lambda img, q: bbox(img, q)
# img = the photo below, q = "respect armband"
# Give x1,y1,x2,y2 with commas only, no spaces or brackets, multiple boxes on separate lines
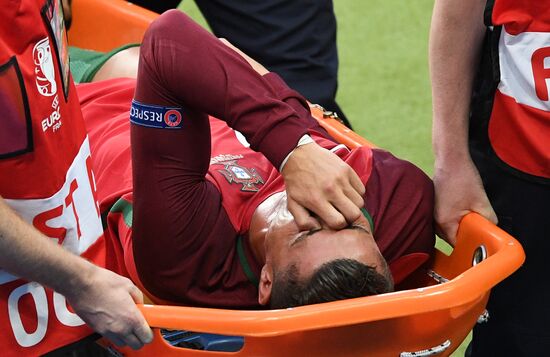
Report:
130,100,184,129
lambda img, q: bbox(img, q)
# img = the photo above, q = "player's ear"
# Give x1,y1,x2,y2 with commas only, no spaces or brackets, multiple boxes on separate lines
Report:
258,264,272,306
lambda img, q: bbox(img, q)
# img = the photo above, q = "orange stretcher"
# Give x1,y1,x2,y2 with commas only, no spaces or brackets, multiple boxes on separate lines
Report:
69,1,525,355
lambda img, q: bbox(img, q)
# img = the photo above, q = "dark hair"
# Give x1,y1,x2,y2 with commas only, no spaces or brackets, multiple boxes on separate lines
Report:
269,258,394,309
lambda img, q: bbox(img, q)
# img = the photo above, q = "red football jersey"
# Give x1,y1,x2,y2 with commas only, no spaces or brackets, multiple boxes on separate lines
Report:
0,1,114,355
484,1,550,179
79,77,434,308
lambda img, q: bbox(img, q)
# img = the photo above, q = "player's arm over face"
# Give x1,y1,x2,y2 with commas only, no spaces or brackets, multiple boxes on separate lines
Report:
133,10,364,230
430,0,497,245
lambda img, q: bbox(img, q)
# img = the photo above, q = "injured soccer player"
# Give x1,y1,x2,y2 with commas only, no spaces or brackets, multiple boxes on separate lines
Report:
76,10,435,309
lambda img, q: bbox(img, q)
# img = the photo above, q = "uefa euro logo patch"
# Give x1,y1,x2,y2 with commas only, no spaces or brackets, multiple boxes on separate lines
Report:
130,100,184,129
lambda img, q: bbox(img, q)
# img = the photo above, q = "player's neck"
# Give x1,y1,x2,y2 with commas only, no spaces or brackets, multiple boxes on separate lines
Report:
248,192,286,263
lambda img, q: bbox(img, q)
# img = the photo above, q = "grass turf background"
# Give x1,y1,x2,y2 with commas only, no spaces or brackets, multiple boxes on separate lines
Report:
178,1,469,355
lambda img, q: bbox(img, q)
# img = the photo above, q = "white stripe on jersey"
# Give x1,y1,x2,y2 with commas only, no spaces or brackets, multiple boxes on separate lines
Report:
498,27,550,111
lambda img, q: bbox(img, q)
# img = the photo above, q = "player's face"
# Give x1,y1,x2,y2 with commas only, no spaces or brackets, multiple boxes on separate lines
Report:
264,199,387,281
258,195,392,305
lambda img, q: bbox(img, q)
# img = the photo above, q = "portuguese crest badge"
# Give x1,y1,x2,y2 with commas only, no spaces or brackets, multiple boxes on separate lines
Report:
215,158,264,192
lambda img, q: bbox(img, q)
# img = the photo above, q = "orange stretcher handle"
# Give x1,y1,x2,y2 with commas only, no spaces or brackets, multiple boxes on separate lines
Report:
309,104,376,148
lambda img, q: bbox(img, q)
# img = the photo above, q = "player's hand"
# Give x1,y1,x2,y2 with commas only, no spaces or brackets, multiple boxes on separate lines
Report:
64,266,153,350
433,158,498,246
281,142,365,230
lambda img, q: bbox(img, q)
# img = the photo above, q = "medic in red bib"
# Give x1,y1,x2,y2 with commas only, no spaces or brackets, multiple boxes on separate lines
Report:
0,1,151,355
430,0,550,355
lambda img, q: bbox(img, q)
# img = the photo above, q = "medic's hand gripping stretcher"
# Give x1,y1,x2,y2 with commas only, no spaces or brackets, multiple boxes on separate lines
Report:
69,1,525,355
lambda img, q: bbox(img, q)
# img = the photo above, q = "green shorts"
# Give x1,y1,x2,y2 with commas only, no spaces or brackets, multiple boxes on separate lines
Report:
69,43,139,84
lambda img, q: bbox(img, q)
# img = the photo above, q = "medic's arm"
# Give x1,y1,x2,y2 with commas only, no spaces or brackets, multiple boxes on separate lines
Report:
0,196,152,349
429,0,497,245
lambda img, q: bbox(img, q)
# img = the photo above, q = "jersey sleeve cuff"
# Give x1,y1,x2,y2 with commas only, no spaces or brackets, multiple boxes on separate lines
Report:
256,119,309,170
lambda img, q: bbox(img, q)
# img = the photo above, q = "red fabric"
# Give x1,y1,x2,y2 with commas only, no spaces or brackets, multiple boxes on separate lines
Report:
0,1,110,355
489,91,550,178
78,77,435,308
78,10,434,309
492,1,550,34
366,150,435,265
0,1,87,198
78,78,136,211
134,10,312,171
486,1,550,179
389,253,431,286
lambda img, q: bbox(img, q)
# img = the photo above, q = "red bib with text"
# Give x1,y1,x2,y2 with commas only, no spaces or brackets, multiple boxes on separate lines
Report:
0,1,115,355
